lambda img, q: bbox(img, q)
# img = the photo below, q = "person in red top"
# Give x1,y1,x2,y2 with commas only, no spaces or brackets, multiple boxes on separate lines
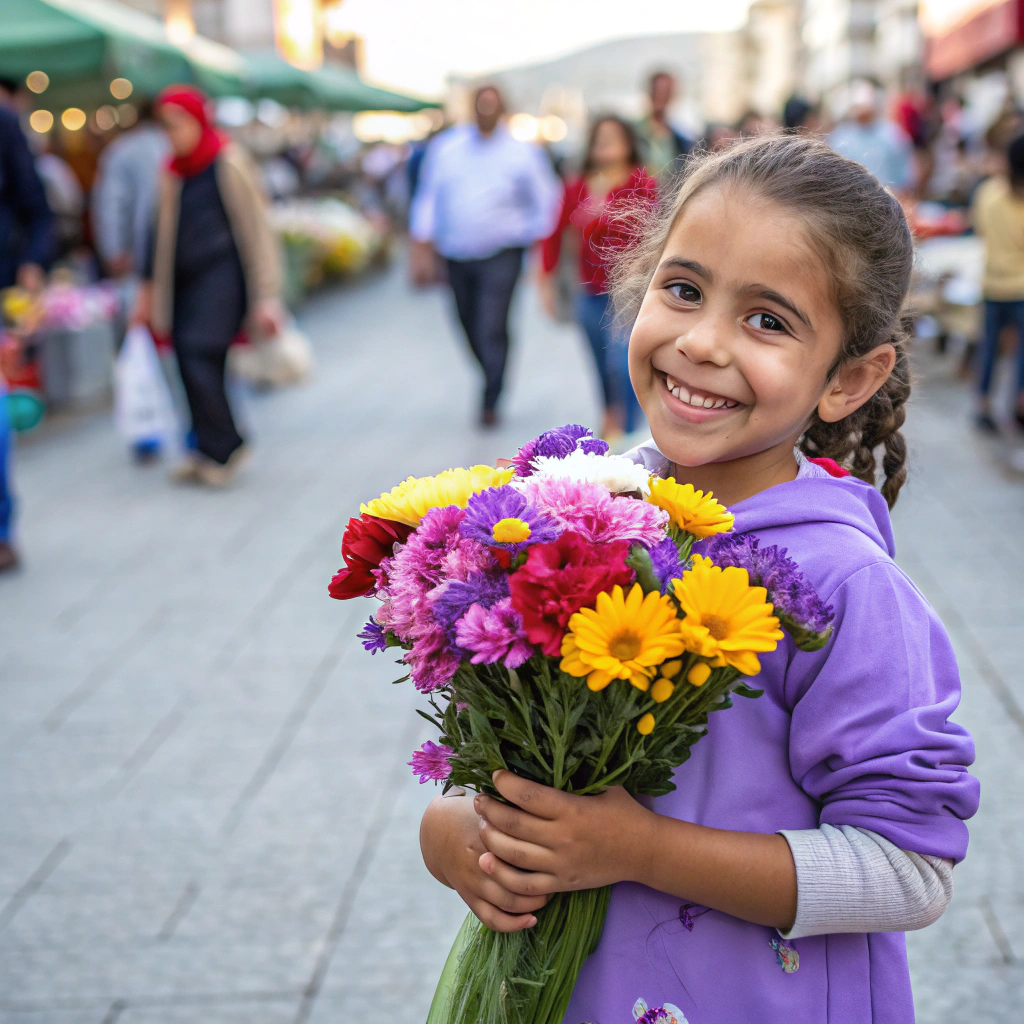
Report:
540,116,658,439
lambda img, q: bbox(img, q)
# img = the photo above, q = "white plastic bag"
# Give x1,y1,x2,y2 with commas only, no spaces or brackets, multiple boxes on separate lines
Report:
229,323,313,389
114,325,178,446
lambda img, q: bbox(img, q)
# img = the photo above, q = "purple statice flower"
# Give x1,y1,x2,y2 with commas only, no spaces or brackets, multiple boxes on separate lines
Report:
431,571,510,646
357,616,388,654
455,597,534,668
408,740,454,784
637,1006,684,1024
704,533,835,644
648,535,684,593
460,485,562,554
520,476,669,548
511,424,608,477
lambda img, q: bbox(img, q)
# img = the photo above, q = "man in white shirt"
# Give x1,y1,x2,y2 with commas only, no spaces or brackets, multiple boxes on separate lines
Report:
409,86,561,426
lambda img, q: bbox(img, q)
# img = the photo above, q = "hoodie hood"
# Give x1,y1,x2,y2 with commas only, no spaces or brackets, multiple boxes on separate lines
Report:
730,473,895,558
625,438,895,559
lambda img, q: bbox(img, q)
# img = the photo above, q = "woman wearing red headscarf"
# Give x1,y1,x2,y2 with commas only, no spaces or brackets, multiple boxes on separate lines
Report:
134,85,283,485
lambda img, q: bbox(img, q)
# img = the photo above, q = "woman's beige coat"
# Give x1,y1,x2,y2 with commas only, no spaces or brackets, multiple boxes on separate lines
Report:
150,142,281,339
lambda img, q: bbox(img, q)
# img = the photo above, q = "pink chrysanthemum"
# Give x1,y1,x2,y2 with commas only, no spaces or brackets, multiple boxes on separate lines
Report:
379,505,496,691
408,740,454,784
520,477,669,548
455,598,534,668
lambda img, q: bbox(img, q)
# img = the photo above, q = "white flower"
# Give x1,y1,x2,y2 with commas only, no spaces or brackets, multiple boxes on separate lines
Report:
527,449,653,495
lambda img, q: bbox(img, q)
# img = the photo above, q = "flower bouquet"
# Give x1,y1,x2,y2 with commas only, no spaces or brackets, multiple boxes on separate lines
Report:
329,425,833,1024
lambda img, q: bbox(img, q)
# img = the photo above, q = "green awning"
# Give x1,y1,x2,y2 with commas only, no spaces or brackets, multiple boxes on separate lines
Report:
241,50,439,113
0,0,246,108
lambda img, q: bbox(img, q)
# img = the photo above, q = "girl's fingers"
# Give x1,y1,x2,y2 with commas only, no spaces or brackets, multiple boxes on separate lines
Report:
492,770,563,819
479,851,559,897
467,895,537,933
474,793,548,844
478,818,552,872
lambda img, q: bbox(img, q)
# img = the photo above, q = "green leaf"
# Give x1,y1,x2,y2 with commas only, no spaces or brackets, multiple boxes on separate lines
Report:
626,544,663,594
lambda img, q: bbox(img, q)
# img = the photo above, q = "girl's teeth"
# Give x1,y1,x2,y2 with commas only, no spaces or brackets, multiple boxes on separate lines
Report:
712,398,726,409
689,394,704,407
703,396,716,408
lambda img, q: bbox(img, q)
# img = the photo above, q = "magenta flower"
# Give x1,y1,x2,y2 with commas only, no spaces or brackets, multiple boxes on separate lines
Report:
520,476,668,548
409,740,454,784
455,598,534,667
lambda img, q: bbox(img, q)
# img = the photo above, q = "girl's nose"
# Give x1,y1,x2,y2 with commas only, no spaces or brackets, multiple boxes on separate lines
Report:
674,315,732,367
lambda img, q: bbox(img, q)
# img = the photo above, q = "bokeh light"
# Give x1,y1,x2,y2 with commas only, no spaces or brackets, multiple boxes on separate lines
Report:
25,71,49,94
61,107,87,131
110,78,133,100
118,103,138,128
509,112,539,142
28,109,54,133
95,105,119,131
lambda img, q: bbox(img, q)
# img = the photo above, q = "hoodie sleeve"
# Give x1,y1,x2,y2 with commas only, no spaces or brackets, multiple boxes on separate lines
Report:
786,559,979,863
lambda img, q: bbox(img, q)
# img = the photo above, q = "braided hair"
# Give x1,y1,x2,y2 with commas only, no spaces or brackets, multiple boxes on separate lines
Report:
610,134,914,507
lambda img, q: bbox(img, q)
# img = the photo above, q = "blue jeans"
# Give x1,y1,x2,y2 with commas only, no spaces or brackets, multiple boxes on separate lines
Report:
575,291,642,433
978,299,1024,399
0,382,13,543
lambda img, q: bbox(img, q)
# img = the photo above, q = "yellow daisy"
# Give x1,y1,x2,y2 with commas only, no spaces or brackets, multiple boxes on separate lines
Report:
360,465,513,527
647,477,734,538
560,584,685,692
671,555,783,676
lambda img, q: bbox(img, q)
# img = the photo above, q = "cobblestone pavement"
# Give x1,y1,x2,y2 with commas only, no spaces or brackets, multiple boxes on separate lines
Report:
0,265,1021,1023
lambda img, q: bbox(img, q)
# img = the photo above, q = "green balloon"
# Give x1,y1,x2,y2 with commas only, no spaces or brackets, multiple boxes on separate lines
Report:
5,389,45,432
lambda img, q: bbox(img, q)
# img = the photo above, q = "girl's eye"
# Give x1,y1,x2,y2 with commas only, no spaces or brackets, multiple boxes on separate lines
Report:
666,282,701,304
746,312,787,333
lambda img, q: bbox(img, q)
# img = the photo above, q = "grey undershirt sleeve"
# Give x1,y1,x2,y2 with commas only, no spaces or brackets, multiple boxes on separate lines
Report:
778,824,954,939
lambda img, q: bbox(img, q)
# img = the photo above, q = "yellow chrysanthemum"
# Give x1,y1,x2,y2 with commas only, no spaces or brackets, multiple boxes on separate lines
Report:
560,584,686,692
647,477,734,538
671,554,783,676
360,465,514,527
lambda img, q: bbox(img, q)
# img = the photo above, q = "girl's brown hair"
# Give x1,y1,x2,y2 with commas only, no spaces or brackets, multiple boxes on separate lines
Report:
611,133,914,507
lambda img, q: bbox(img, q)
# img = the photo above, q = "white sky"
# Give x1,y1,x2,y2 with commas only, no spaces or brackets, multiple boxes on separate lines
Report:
332,0,755,96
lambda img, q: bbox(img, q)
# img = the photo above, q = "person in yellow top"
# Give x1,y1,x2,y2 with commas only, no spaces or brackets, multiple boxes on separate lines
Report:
972,132,1024,433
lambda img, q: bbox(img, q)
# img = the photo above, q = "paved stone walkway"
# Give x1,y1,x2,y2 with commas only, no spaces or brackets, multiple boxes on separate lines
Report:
0,265,1021,1023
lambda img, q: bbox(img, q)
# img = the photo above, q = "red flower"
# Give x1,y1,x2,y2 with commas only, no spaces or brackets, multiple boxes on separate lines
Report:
508,532,634,656
329,515,414,600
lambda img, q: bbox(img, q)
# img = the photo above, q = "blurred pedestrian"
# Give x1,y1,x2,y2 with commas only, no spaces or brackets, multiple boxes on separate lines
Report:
539,116,656,439
782,95,824,135
971,131,1024,434
636,71,694,182
0,77,53,573
409,85,560,427
92,101,169,279
0,78,52,292
828,80,914,194
133,85,283,487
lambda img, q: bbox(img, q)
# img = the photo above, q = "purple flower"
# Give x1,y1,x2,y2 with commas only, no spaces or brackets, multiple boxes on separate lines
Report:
431,571,510,649
459,485,562,554
454,598,534,667
511,424,609,477
408,740,454,784
704,533,835,643
357,617,388,653
648,535,684,593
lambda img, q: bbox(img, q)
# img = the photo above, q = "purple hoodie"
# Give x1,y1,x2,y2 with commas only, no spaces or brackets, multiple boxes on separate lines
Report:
564,457,979,1024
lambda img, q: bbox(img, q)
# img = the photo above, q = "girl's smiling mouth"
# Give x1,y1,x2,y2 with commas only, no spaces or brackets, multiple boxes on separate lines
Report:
657,371,743,421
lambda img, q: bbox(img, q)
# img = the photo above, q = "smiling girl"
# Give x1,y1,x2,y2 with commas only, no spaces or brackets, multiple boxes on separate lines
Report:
419,135,979,1023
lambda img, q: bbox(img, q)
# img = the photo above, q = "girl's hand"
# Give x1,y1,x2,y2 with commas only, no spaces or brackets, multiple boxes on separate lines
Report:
253,298,286,338
420,789,551,932
474,770,657,896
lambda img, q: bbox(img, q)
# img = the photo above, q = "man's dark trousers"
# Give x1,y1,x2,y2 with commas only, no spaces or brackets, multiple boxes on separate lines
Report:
445,247,524,415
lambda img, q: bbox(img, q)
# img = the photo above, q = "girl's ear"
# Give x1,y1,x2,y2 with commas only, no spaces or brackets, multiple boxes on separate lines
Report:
817,343,897,424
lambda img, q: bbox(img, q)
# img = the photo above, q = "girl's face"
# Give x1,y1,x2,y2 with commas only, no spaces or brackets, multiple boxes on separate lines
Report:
629,186,846,471
590,120,632,169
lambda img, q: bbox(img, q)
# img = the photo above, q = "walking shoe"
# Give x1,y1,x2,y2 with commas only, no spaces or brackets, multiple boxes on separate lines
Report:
0,541,20,574
479,409,499,429
974,413,999,435
170,453,203,483
195,444,251,488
